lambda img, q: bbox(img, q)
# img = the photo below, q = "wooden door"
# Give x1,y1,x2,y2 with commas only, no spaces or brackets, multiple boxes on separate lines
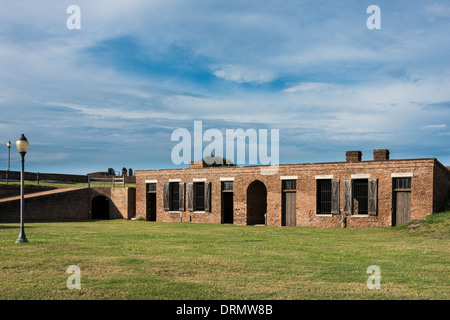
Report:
282,191,296,226
395,191,411,225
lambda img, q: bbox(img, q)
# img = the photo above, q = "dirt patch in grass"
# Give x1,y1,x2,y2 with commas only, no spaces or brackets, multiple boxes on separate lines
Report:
408,220,425,229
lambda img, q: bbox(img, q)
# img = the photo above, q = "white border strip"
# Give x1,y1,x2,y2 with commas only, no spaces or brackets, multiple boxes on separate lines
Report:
145,180,157,184
169,178,181,182
220,177,235,181
280,176,298,180
351,174,371,179
315,175,333,180
193,178,207,182
391,172,413,178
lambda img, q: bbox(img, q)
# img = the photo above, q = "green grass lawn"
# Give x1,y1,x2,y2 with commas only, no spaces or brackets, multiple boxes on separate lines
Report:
0,212,448,300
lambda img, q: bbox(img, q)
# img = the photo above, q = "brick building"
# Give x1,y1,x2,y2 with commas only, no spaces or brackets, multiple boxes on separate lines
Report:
135,150,450,228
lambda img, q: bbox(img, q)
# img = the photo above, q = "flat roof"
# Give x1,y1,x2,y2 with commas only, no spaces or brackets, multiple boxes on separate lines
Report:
135,158,443,173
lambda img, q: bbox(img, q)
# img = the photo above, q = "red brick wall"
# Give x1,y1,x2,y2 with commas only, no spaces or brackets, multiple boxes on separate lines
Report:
136,159,439,228
0,187,136,221
90,187,136,219
0,184,57,199
110,187,136,219
433,160,450,212
0,188,92,221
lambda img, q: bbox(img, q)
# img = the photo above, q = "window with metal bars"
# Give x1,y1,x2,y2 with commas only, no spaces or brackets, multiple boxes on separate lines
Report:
393,177,411,190
146,183,156,193
170,182,179,211
282,180,296,191
317,179,332,214
194,182,205,211
221,181,233,191
352,179,368,214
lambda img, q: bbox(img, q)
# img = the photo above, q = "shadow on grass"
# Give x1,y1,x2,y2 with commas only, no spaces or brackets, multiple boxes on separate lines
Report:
0,225,19,229
0,219,123,228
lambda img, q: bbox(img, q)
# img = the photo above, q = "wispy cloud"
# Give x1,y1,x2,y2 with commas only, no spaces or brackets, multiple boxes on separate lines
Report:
425,3,450,19
283,82,336,93
46,102,193,121
421,124,447,130
213,64,277,84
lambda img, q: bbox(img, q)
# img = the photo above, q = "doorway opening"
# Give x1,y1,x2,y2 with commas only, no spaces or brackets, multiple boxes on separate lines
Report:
221,181,234,224
393,177,411,226
246,180,267,225
281,180,296,226
92,196,109,220
147,183,157,221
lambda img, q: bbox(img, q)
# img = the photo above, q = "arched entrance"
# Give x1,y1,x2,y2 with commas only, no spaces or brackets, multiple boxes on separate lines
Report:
246,180,267,225
92,196,110,219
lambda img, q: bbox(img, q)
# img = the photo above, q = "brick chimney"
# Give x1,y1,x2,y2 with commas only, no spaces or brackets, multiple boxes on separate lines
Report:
346,151,362,162
373,149,390,161
189,160,206,169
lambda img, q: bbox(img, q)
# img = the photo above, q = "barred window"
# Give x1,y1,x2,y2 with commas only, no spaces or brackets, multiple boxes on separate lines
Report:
187,181,211,212
195,182,205,211
394,177,411,190
170,182,179,211
352,179,368,215
221,181,234,191
282,180,296,191
147,183,156,193
317,179,332,214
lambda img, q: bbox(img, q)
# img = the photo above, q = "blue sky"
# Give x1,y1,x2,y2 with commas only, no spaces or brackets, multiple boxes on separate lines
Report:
0,0,449,174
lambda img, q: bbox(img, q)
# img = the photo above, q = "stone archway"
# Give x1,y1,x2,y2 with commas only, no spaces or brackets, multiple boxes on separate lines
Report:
246,180,267,225
92,195,110,220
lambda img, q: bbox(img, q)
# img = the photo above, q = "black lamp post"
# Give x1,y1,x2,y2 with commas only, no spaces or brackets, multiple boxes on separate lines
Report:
6,140,11,184
15,134,29,244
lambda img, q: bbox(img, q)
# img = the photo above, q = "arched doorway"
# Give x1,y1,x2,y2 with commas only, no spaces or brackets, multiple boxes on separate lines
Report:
92,196,110,219
246,180,267,225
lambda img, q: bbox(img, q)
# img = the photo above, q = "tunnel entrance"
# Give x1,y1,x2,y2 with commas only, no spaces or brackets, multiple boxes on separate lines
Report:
92,196,110,220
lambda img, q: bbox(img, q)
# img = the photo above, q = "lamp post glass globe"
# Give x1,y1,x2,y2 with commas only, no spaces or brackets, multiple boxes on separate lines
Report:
16,134,29,154
7,140,11,148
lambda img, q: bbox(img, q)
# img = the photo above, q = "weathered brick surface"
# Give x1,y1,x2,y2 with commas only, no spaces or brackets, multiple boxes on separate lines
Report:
0,187,136,221
373,149,390,161
345,151,362,162
433,160,450,212
0,188,92,221
0,184,57,199
109,187,136,219
136,158,449,228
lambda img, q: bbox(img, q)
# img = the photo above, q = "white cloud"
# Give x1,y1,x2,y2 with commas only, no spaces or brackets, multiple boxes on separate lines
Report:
421,124,447,130
45,102,192,121
212,64,277,84
425,3,450,18
283,82,336,93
